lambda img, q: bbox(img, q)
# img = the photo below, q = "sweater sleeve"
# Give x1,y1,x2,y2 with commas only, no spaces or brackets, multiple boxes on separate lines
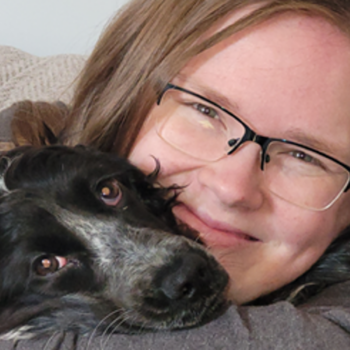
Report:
2,281,350,350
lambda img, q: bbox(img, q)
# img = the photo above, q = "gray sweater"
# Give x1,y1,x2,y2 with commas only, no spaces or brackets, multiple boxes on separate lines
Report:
1,45,350,349
1,281,350,349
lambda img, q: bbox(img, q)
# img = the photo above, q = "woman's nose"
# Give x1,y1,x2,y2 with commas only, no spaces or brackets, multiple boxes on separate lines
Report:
198,143,265,210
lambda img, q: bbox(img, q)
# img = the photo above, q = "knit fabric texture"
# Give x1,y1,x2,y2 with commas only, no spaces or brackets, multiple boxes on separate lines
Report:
0,45,85,149
0,45,85,111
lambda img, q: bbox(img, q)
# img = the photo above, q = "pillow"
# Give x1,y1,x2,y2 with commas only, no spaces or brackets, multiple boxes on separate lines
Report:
0,45,85,151
0,45,85,112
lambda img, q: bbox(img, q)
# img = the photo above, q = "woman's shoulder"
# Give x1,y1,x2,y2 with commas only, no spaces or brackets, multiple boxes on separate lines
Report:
2,281,350,350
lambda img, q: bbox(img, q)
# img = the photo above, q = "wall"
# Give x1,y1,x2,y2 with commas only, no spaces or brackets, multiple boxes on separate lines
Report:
0,0,130,56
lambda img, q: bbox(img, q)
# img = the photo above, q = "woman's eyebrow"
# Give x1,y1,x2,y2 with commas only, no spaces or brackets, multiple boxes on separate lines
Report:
175,76,241,113
196,87,241,113
284,128,346,158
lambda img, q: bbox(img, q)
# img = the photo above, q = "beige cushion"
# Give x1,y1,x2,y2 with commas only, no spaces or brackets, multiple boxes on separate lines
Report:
0,45,86,112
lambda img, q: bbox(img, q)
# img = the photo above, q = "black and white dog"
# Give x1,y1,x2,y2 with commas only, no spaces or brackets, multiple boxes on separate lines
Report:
1,143,350,342
0,145,229,340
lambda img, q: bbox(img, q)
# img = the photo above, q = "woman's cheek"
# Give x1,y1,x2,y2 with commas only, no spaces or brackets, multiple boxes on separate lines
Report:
211,240,318,304
210,209,340,303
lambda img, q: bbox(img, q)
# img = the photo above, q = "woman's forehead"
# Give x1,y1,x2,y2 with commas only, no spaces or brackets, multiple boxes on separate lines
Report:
184,10,350,73
177,13,350,163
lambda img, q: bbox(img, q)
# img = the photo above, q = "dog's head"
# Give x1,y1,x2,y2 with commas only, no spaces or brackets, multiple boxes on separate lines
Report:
0,145,228,339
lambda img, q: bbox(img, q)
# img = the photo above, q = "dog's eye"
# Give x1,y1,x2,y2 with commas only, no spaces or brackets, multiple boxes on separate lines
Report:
34,255,67,276
98,180,122,206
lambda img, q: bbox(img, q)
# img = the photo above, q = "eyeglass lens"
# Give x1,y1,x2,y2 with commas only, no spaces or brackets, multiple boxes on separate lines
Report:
156,87,350,210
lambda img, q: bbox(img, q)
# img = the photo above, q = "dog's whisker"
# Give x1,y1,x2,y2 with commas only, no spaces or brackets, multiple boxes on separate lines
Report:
42,331,60,350
102,311,136,349
101,311,128,339
13,339,19,350
42,332,57,350
101,310,134,349
85,309,121,350
132,319,149,336
88,310,127,350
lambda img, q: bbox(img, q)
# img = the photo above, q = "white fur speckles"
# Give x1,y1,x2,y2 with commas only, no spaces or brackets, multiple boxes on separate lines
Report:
0,155,11,194
50,205,192,275
0,325,35,340
0,174,8,194
0,166,9,195
52,207,124,265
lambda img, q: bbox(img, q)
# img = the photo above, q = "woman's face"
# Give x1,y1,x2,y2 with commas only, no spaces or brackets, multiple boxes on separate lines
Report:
128,12,350,303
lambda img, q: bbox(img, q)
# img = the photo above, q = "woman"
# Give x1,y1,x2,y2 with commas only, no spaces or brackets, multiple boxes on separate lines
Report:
2,0,350,348
63,0,350,303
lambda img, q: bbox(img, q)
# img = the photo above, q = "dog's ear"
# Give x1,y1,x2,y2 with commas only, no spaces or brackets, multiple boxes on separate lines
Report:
0,155,10,175
9,100,69,146
0,146,34,195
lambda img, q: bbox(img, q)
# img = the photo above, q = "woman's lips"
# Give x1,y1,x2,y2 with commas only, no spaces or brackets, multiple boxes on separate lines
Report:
173,204,260,248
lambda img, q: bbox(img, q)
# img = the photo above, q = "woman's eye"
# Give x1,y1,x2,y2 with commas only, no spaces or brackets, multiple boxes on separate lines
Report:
193,103,218,119
34,255,67,276
289,151,321,166
98,179,122,206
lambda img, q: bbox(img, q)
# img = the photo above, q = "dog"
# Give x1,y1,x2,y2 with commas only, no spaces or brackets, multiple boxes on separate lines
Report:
1,143,350,343
0,145,229,341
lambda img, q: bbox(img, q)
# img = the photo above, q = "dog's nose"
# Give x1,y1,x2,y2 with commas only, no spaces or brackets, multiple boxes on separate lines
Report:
156,252,210,301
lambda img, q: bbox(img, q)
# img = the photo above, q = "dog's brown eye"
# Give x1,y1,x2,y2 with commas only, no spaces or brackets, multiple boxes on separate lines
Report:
98,180,122,206
34,255,67,276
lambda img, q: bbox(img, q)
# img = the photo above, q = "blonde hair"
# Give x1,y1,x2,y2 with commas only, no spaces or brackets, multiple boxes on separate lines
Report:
12,0,350,156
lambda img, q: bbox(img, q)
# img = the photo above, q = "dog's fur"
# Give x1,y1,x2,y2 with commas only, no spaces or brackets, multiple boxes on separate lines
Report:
0,145,229,340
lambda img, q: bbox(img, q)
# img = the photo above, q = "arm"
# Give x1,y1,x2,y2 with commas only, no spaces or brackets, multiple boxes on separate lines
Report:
2,281,350,350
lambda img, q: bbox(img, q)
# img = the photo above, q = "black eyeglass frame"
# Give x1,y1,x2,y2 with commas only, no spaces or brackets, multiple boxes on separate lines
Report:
157,83,350,193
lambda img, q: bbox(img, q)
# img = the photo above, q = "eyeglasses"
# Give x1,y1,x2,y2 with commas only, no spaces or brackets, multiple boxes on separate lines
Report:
155,83,350,211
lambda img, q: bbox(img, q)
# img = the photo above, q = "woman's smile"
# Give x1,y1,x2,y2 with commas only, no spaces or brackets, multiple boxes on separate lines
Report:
172,203,261,248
